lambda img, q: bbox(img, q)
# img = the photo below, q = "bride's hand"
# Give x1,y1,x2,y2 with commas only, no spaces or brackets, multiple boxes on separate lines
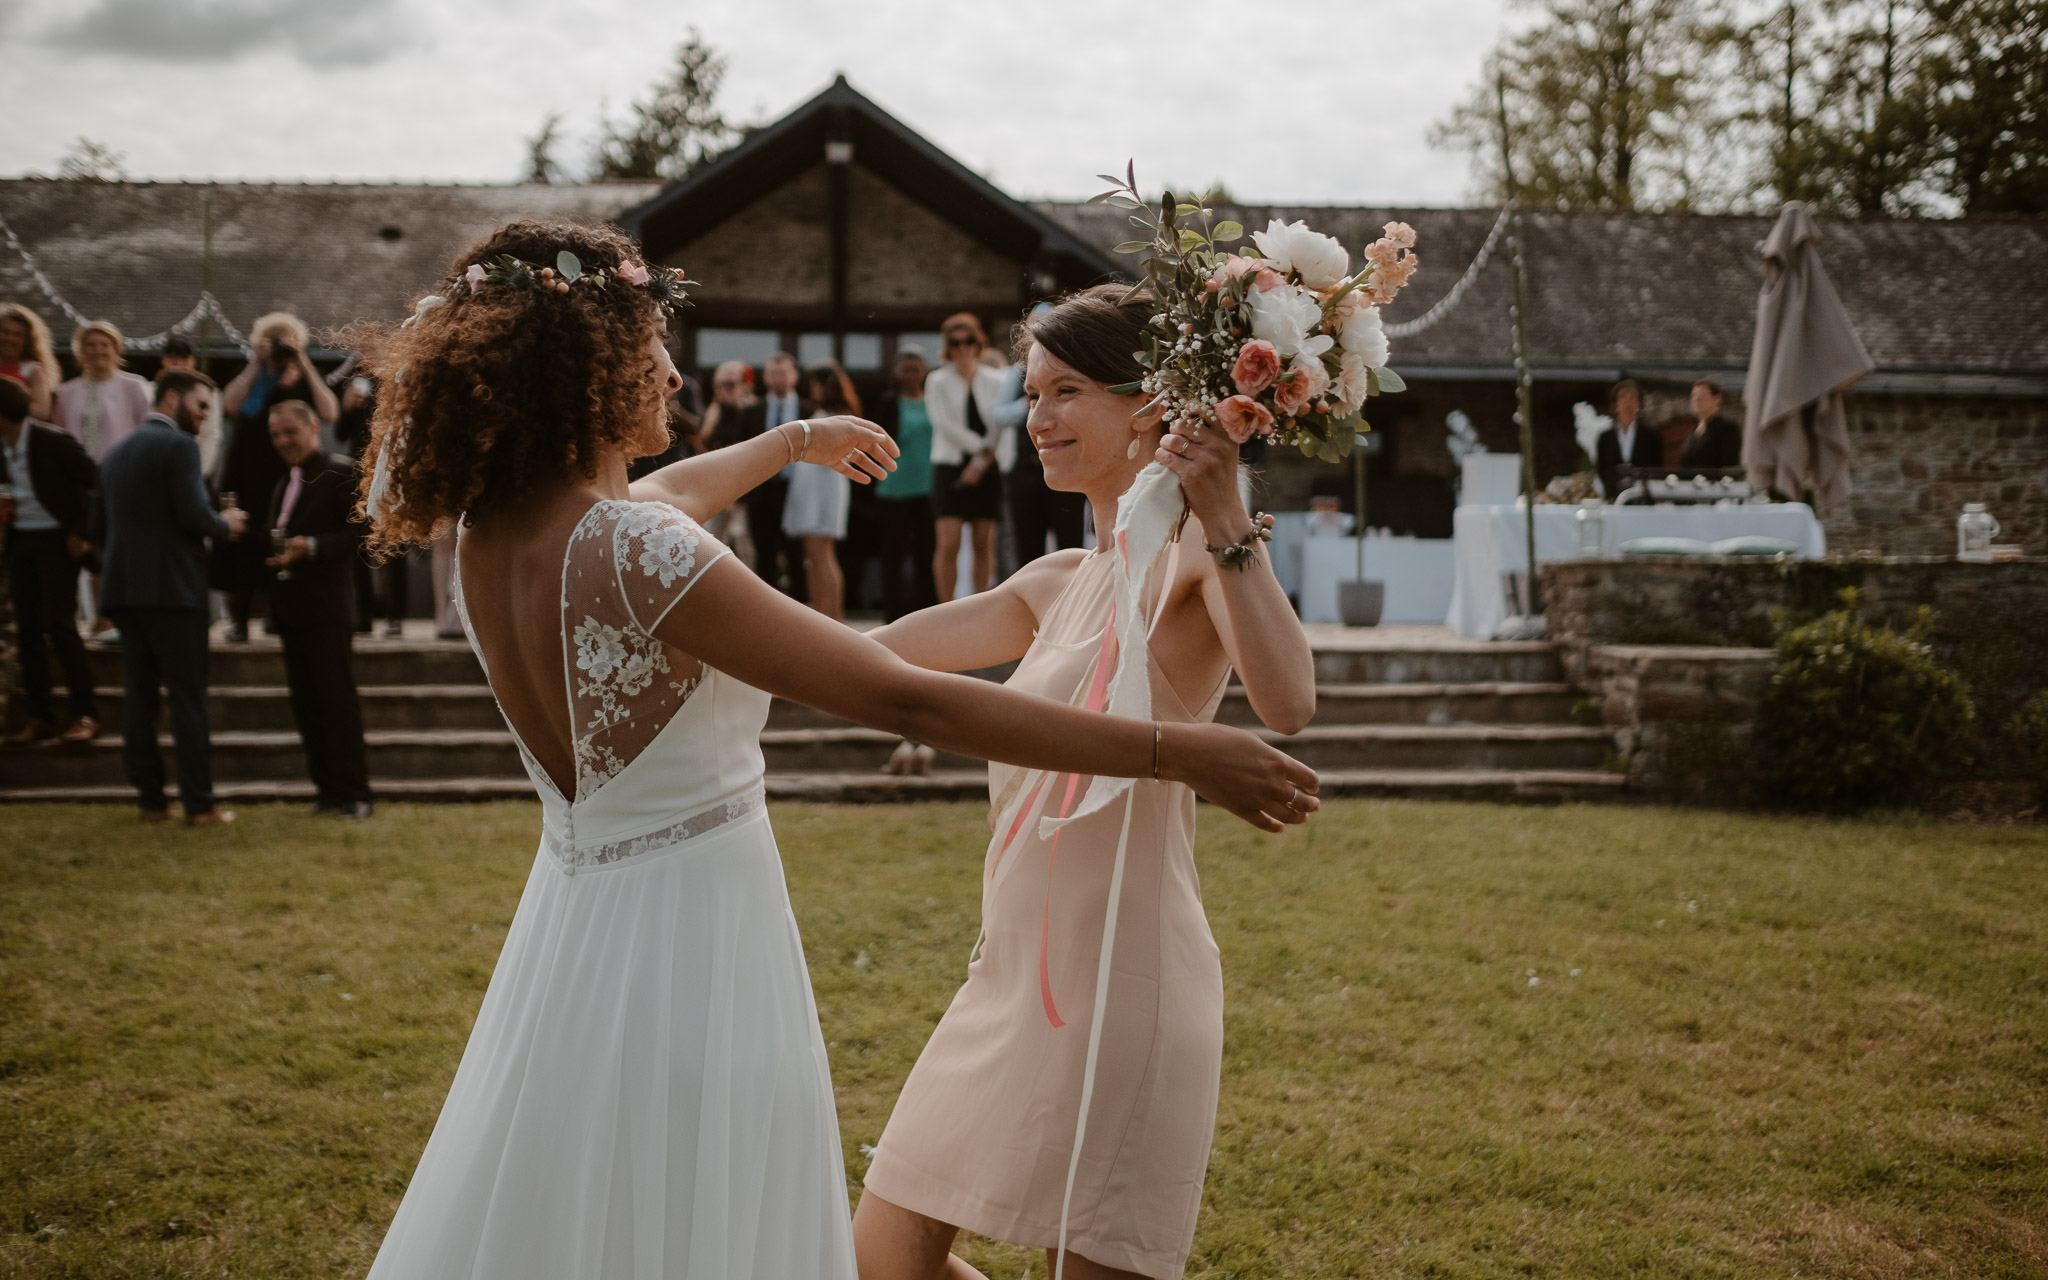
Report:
1160,721,1320,833
800,415,899,483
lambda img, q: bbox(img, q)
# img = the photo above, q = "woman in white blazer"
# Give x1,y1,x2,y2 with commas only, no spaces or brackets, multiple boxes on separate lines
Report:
923,313,1013,598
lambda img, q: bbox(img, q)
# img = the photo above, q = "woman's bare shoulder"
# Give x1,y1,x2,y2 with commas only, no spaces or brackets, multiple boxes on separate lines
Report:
1005,547,1090,616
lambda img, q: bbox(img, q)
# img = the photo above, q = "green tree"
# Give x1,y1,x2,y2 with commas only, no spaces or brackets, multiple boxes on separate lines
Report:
1432,0,1704,209
592,32,737,182
57,137,126,182
524,111,566,185
1915,0,2048,212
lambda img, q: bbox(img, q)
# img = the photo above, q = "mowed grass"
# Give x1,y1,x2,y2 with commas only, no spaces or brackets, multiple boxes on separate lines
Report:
0,801,2042,1279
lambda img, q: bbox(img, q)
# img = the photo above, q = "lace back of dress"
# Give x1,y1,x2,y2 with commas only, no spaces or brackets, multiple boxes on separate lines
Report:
561,501,720,802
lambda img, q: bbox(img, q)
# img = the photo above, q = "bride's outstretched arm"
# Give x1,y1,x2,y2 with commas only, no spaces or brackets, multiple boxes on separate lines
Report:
659,556,1320,833
628,417,898,521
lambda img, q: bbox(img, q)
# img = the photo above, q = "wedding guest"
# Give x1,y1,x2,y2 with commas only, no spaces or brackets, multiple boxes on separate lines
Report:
735,350,808,598
926,313,1011,598
154,334,225,483
873,346,937,621
1,374,99,744
56,320,153,460
90,369,247,825
264,399,373,818
215,313,337,642
784,360,858,620
1594,378,1660,499
991,344,1085,565
694,360,757,558
1679,377,1744,470
0,303,56,420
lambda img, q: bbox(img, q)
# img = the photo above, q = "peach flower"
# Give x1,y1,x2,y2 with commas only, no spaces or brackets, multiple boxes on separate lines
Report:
1230,339,1282,395
1213,394,1276,444
1273,356,1327,417
464,263,487,295
616,259,651,286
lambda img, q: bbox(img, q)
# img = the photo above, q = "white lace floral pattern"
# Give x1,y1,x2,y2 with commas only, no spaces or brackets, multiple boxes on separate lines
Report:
544,784,766,873
563,501,725,800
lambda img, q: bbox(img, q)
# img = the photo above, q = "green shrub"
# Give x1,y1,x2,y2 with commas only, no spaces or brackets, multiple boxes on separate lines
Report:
1754,591,1975,811
2008,690,2048,811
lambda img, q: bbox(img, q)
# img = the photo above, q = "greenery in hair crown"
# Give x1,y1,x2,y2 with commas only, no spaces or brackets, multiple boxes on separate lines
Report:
458,250,694,312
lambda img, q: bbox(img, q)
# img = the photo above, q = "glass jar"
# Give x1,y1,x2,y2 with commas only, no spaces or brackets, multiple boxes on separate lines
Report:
1574,499,1606,558
1957,504,2000,562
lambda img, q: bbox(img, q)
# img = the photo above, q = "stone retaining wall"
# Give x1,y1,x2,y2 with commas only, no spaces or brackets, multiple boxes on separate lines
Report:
1588,645,1775,799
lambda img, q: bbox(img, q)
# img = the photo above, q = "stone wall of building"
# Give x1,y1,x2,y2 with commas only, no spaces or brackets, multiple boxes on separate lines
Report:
1586,644,1775,799
1830,392,2048,557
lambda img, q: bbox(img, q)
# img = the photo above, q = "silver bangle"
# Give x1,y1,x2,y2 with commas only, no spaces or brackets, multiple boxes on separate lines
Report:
799,418,812,462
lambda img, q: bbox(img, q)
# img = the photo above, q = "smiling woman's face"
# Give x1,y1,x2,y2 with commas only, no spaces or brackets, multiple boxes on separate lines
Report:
1022,343,1159,494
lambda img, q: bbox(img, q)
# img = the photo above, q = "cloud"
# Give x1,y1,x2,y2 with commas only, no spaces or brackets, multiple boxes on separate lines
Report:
40,0,407,67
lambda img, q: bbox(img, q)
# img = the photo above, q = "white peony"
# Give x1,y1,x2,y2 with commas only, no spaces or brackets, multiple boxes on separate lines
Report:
1251,219,1351,291
1246,282,1334,360
1335,352,1372,412
1337,300,1389,368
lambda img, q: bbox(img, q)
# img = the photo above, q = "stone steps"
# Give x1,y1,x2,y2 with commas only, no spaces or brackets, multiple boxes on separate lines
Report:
3,631,1628,805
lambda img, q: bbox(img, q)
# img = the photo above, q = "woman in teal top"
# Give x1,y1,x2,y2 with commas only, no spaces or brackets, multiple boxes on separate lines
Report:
875,346,938,621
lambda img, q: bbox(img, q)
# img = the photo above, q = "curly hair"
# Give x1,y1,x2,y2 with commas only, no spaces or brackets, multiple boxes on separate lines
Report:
351,218,667,554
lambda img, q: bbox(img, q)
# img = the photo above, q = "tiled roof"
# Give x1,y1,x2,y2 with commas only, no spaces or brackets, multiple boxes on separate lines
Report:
0,180,657,349
1034,202,2048,379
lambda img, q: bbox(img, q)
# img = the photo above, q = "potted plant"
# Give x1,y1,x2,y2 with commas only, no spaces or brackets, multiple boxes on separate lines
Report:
1337,442,1384,626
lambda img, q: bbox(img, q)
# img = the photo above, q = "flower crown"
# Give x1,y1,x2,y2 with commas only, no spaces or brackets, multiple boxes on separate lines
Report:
457,250,693,311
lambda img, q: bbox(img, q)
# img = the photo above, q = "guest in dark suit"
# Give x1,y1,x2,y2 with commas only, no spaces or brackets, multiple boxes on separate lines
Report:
1595,379,1662,499
90,370,247,825
263,399,372,818
1679,377,1744,470
1,374,100,744
726,351,809,599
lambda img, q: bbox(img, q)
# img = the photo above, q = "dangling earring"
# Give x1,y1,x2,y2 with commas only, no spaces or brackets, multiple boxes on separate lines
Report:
1127,437,1141,460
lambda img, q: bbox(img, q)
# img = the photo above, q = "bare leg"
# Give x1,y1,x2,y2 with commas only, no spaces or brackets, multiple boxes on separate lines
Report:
970,519,998,594
803,535,844,621
934,516,964,602
853,1190,989,1280
1043,1247,1149,1280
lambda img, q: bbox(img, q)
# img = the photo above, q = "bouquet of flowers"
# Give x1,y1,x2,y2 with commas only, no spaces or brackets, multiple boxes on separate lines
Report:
1090,164,1417,462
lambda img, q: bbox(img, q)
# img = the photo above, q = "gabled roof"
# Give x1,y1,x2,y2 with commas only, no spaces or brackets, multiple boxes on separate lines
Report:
619,76,1120,289
0,179,657,352
1041,202,2048,388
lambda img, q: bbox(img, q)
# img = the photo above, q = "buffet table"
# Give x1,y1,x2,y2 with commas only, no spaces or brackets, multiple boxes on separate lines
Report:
1298,534,1457,625
1446,502,1827,638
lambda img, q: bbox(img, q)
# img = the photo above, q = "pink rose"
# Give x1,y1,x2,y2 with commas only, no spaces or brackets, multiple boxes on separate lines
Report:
1231,339,1282,396
1211,255,1284,294
464,263,487,295
1213,394,1275,444
616,259,651,286
1273,357,1327,417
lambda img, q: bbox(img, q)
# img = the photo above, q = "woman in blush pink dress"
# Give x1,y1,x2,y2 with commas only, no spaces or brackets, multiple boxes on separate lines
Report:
855,285,1319,1280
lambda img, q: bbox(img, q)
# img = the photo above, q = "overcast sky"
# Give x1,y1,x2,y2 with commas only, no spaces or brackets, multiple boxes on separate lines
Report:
2,0,1514,206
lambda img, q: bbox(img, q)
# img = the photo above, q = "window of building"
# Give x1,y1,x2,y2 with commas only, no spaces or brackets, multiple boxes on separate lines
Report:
696,328,783,368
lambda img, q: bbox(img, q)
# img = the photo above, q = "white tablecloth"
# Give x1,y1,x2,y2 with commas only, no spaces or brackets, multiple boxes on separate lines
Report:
1446,502,1828,638
1299,535,1457,625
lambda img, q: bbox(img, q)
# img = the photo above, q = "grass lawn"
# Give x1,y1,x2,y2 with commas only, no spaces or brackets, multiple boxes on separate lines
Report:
1,800,2044,1279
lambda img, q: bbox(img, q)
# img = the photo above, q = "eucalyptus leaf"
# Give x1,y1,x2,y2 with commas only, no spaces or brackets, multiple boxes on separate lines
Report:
1105,380,1142,396
1337,432,1355,458
1212,221,1244,242
1086,191,1117,205
1317,435,1346,463
555,251,584,282
1178,228,1204,250
1114,241,1150,254
1374,367,1407,393
1109,195,1144,209
1298,438,1320,458
1096,173,1125,186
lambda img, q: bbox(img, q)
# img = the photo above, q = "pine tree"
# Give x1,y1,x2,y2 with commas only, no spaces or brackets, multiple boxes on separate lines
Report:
592,32,737,182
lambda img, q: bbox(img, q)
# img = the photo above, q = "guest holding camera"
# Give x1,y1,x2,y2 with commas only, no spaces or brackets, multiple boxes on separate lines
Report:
215,314,337,642
1,374,99,744
91,370,247,825
263,400,372,818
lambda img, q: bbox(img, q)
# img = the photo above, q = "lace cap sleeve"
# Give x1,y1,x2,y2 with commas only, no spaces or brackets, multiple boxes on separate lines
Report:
607,501,731,636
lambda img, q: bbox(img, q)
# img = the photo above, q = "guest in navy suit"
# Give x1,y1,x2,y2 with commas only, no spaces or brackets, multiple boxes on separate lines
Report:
90,370,248,824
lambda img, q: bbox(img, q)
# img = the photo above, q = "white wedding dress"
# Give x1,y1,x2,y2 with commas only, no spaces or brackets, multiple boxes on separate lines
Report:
366,499,856,1280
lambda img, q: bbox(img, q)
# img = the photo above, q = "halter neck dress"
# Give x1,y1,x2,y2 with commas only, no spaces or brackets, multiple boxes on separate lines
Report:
366,500,856,1280
864,538,1229,1280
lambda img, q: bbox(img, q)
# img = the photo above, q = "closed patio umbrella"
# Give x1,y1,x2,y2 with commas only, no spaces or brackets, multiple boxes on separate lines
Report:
1743,203,1874,511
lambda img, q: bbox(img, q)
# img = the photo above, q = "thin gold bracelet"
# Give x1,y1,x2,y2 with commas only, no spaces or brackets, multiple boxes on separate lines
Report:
1151,721,1162,780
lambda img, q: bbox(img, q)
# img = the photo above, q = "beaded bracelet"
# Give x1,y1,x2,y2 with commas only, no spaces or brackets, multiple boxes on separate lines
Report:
1206,512,1275,570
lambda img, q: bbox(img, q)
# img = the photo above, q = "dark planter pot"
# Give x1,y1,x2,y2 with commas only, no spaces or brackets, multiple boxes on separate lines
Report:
1337,579,1385,627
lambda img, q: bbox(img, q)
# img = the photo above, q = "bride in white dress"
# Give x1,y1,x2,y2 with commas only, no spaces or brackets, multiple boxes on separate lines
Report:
353,219,1320,1280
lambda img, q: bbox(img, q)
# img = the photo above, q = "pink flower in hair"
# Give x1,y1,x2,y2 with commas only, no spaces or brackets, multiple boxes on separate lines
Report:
465,263,487,295
616,260,651,286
